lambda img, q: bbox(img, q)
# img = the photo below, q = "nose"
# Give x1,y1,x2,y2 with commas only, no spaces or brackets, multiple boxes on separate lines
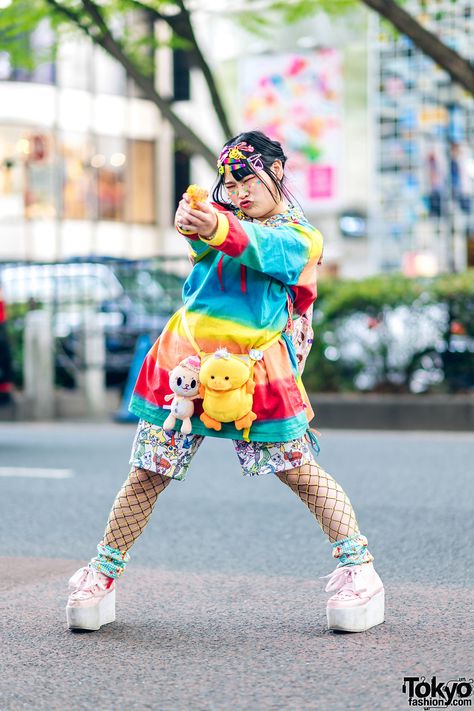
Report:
237,184,250,197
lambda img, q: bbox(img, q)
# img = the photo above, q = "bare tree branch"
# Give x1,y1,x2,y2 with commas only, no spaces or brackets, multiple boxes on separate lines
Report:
173,0,233,138
113,0,233,137
44,0,97,41
44,0,217,163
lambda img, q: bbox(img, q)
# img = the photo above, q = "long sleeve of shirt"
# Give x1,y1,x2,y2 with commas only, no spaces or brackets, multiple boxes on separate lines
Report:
200,209,323,287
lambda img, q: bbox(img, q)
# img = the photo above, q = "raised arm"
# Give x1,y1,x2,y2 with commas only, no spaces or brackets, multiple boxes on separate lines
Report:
201,209,323,286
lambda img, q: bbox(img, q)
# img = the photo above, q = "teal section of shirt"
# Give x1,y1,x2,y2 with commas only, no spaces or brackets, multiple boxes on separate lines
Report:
129,394,310,443
182,250,290,334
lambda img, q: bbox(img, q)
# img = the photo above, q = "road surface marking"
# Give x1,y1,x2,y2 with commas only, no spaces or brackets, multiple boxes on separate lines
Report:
0,467,74,479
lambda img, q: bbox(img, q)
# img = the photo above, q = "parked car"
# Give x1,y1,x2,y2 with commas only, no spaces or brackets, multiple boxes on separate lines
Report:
0,261,181,387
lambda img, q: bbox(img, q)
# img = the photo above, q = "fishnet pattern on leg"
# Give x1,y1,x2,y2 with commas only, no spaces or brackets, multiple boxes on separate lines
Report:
101,467,172,552
277,462,359,543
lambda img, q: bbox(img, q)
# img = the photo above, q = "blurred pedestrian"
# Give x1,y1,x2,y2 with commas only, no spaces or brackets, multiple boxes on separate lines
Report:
66,131,384,633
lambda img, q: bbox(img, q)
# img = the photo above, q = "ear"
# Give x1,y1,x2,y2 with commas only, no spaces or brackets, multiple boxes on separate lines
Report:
271,159,284,180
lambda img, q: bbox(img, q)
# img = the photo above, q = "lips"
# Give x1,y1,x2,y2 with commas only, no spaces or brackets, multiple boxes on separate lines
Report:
240,200,252,209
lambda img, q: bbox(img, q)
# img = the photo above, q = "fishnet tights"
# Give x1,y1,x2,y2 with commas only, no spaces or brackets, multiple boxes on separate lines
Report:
276,462,359,543
101,467,172,552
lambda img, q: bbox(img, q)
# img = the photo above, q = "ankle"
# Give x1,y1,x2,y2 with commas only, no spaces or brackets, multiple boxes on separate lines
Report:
90,543,130,579
331,533,374,567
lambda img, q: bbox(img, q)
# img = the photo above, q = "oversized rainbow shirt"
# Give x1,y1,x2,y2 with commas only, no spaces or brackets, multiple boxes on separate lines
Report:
129,204,323,442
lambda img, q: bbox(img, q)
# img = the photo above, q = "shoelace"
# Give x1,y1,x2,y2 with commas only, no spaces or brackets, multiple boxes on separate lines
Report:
68,566,110,599
320,565,368,597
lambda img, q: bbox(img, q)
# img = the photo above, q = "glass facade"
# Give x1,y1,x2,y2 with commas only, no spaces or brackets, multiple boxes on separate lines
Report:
0,128,156,224
0,128,57,220
0,10,174,257
127,140,156,224
370,0,474,274
60,132,95,219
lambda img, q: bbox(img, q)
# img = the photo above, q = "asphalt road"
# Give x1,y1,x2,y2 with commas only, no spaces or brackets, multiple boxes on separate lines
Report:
0,422,473,711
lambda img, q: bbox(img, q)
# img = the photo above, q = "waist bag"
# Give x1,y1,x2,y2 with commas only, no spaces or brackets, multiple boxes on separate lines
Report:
179,306,285,441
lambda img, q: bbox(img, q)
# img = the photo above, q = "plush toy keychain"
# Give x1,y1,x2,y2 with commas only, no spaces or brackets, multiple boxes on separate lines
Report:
198,348,259,440
163,355,201,435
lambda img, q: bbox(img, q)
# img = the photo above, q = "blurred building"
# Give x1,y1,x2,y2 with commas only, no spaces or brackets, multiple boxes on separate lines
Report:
0,6,374,277
369,0,474,275
192,4,373,278
0,16,181,262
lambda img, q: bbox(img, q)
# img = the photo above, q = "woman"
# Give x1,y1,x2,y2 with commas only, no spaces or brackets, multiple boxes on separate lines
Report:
66,131,384,634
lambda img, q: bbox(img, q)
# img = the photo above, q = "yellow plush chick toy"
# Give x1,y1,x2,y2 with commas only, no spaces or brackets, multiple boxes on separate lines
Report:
186,184,209,208
199,348,257,434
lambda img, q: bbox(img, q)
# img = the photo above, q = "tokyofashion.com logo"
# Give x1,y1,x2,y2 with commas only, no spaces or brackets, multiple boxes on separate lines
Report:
402,676,473,707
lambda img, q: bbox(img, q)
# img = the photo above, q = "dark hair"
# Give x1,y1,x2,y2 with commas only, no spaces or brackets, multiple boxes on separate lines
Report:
211,130,296,209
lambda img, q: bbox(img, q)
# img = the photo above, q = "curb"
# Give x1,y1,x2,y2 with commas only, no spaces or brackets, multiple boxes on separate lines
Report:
309,393,474,431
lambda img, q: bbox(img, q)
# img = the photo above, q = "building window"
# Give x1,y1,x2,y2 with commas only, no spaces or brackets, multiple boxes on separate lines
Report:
94,45,127,96
0,127,27,220
92,136,126,221
57,38,92,91
127,140,156,224
173,49,190,101
59,132,95,219
24,132,57,218
174,145,190,210
1,127,158,226
0,128,57,220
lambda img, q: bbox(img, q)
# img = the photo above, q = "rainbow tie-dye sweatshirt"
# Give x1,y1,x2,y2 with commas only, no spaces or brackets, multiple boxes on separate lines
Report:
129,204,323,442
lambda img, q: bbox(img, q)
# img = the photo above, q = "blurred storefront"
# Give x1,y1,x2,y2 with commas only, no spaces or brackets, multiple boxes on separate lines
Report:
0,21,177,261
369,0,474,275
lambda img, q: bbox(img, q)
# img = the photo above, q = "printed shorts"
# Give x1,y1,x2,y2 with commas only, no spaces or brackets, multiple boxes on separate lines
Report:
129,419,316,481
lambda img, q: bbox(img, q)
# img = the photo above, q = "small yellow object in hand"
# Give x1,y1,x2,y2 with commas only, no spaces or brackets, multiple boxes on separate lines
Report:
186,184,209,209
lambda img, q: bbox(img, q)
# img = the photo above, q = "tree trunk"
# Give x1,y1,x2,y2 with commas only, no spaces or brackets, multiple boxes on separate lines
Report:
362,0,474,96
173,0,233,139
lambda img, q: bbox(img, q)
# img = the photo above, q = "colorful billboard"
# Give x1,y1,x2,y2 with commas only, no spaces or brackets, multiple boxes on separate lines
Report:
238,50,343,212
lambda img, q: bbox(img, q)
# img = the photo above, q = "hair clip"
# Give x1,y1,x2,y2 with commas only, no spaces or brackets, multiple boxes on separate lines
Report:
248,153,264,170
235,141,255,153
216,143,263,173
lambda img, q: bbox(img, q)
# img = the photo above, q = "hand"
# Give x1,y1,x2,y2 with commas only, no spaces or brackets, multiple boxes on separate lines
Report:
175,193,218,238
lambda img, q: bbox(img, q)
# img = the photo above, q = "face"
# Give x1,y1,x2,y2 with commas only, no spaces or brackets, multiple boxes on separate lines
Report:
200,356,249,391
169,367,199,397
223,160,287,220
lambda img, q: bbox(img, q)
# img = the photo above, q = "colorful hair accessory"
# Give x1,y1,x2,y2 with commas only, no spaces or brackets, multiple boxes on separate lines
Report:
217,141,264,174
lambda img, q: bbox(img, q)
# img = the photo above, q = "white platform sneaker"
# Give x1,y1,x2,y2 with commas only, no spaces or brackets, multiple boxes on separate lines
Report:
66,566,116,631
321,562,385,632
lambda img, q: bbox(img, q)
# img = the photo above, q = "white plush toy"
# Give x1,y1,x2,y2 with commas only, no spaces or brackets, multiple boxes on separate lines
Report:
163,355,201,435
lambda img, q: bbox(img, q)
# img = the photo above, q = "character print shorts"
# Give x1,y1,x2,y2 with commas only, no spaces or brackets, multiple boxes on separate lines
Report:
129,419,317,481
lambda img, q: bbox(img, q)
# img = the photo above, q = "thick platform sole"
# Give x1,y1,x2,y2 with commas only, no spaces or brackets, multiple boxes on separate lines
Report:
327,589,385,632
66,589,116,631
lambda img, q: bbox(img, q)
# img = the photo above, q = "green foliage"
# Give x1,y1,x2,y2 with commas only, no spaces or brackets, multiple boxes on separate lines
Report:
233,11,275,39
319,273,424,320
231,0,359,36
304,270,474,393
0,0,55,70
0,0,187,77
268,0,357,22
